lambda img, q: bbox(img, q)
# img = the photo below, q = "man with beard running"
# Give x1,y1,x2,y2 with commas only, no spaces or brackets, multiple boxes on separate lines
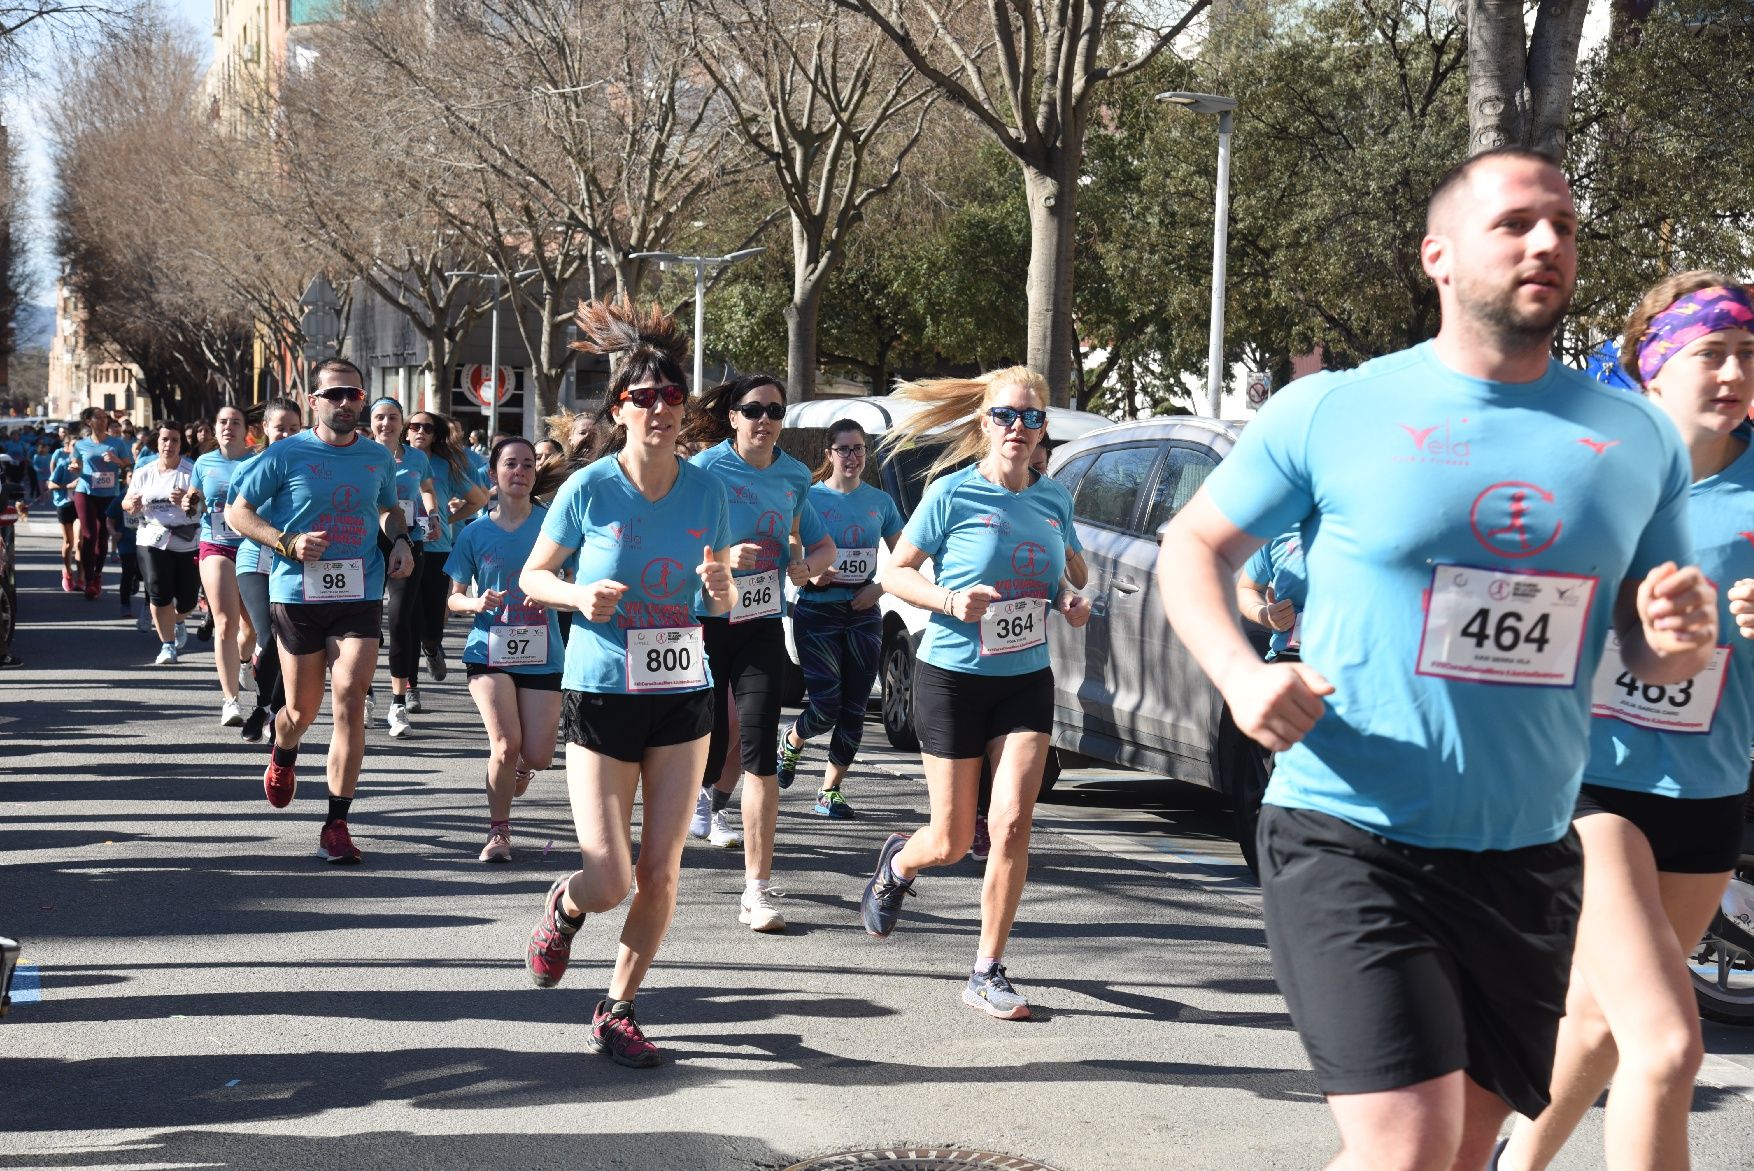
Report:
1155,149,1719,1169
227,359,414,864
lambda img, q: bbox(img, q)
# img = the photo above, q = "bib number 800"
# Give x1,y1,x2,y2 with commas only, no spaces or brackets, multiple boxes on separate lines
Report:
1459,608,1551,654
646,645,693,675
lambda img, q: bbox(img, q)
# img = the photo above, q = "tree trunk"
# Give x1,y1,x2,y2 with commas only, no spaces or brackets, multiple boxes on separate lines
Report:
426,324,451,413
1021,146,1081,408
1525,0,1591,157
1466,0,1528,152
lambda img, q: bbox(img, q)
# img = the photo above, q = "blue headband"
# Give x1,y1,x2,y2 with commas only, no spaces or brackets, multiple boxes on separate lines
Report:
369,397,404,415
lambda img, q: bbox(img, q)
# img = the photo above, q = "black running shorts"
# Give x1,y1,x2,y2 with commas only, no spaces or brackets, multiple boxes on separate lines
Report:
560,688,713,763
271,600,385,656
465,663,563,692
1257,804,1583,1118
912,660,1053,760
1574,783,1746,874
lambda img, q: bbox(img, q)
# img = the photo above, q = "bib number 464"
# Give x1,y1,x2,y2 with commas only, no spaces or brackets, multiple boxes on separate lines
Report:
1459,608,1551,654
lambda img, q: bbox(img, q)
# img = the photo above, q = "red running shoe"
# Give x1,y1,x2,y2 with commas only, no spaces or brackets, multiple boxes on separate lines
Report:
526,877,580,988
82,578,99,600
318,819,363,864
263,757,297,808
587,999,662,1068
61,570,74,593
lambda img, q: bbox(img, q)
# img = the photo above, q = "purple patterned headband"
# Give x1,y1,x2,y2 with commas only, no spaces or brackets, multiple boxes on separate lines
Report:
1636,285,1754,384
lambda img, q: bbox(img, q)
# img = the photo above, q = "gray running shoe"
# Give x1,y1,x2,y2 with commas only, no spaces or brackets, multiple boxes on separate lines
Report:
860,832,915,937
963,962,1031,1020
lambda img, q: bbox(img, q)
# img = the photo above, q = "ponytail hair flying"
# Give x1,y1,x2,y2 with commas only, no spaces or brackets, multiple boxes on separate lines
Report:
677,372,786,454
880,365,1049,485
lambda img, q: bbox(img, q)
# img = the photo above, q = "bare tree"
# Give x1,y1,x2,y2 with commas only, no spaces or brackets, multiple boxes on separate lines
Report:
829,0,1210,404
691,0,939,397
1455,0,1592,156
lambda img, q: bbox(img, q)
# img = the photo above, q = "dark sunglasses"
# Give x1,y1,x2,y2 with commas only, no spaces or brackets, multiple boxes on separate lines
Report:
987,406,1046,430
734,402,786,421
315,387,366,403
621,384,687,409
406,421,438,432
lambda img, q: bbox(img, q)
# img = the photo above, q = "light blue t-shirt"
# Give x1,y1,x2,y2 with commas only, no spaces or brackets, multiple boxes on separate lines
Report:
422,455,483,554
445,507,566,675
800,481,905,605
387,445,433,543
193,450,249,547
902,465,1080,678
1585,436,1754,801
1206,341,1695,851
1243,531,1309,659
47,450,74,508
230,431,399,605
689,440,828,617
541,456,732,694
73,436,132,497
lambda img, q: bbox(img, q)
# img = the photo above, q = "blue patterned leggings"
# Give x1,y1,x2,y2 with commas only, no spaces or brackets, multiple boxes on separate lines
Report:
792,599,883,769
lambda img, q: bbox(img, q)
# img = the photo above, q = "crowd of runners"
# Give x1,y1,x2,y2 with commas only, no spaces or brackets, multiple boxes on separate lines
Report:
28,146,1754,1170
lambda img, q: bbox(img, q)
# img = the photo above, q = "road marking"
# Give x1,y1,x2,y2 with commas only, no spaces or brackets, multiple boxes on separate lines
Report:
9,964,40,1003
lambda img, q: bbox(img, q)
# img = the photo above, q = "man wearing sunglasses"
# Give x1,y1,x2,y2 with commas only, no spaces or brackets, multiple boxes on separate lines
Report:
227,358,416,865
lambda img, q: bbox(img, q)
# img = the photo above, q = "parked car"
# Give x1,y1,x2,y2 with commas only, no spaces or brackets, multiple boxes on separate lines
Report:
776,395,1113,718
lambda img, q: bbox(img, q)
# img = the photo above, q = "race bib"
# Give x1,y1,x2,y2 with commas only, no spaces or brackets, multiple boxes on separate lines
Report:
730,569,781,623
980,597,1047,656
832,547,879,585
399,500,418,533
1590,632,1731,735
209,507,238,544
302,557,365,602
92,470,116,491
1416,565,1596,687
488,624,548,667
422,513,440,542
626,626,706,690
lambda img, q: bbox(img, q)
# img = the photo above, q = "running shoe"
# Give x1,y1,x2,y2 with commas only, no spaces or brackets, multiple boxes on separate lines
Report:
688,788,712,838
513,766,536,797
61,570,73,593
196,615,213,643
812,789,854,819
317,818,363,865
174,621,188,650
775,726,804,790
83,578,99,600
860,832,915,938
969,814,991,862
241,705,272,744
963,962,1031,1020
154,642,178,666
707,808,742,849
739,887,786,933
587,999,662,1068
219,697,244,727
424,645,448,682
364,688,377,724
263,754,296,808
405,687,423,714
478,826,512,864
387,705,411,738
526,877,579,988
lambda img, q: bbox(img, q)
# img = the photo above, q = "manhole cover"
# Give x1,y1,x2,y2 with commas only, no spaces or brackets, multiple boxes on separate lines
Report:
781,1151,1063,1171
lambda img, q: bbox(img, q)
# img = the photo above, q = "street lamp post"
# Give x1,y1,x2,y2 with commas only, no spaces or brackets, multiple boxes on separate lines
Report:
1156,91,1238,418
444,268,537,439
628,249,766,393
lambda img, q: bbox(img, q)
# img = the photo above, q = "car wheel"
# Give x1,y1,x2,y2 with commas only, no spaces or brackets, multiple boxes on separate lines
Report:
1215,708,1272,881
1693,908,1754,1025
881,632,919,751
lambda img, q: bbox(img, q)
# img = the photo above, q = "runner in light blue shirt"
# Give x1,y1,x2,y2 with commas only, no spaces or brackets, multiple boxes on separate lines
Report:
70,407,135,596
368,398,437,733
1239,531,1308,660
190,406,257,728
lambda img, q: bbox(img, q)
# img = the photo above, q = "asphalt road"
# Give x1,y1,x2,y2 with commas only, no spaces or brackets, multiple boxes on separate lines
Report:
3,526,1752,1170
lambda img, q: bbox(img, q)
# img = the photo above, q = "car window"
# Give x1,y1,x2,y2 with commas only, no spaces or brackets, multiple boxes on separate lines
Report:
1051,452,1095,497
1144,445,1221,534
1073,445,1159,532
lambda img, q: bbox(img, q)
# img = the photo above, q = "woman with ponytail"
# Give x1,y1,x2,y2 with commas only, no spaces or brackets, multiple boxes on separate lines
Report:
408,410,491,682
367,397,439,735
858,367,1091,1020
518,296,735,1067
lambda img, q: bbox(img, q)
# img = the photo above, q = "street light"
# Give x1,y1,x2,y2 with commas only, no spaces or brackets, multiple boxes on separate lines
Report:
444,268,538,439
1156,90,1238,418
629,249,766,393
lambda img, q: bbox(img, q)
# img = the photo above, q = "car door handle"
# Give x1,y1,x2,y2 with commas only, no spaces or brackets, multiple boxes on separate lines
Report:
1111,577,1139,595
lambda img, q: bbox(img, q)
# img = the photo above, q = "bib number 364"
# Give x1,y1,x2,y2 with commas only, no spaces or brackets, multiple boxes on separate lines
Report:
980,597,1047,656
1415,565,1596,688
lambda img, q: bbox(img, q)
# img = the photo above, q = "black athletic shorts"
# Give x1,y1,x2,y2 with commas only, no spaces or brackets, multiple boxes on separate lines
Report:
1257,804,1583,1118
465,663,563,692
271,600,385,657
138,545,200,611
56,501,77,526
560,688,713,763
912,660,1053,759
1574,783,1746,874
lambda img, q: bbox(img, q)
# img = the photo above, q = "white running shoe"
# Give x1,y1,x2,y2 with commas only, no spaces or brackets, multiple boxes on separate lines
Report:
174,621,188,650
739,888,785,933
364,691,377,724
689,789,712,839
387,705,411,738
154,643,178,666
405,687,423,714
708,809,742,849
220,697,244,727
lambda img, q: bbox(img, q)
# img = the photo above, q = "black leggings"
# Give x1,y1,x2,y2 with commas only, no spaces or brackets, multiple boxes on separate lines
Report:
73,492,112,583
414,549,451,660
138,545,200,612
238,570,284,711
702,616,785,782
117,543,141,605
379,535,424,681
